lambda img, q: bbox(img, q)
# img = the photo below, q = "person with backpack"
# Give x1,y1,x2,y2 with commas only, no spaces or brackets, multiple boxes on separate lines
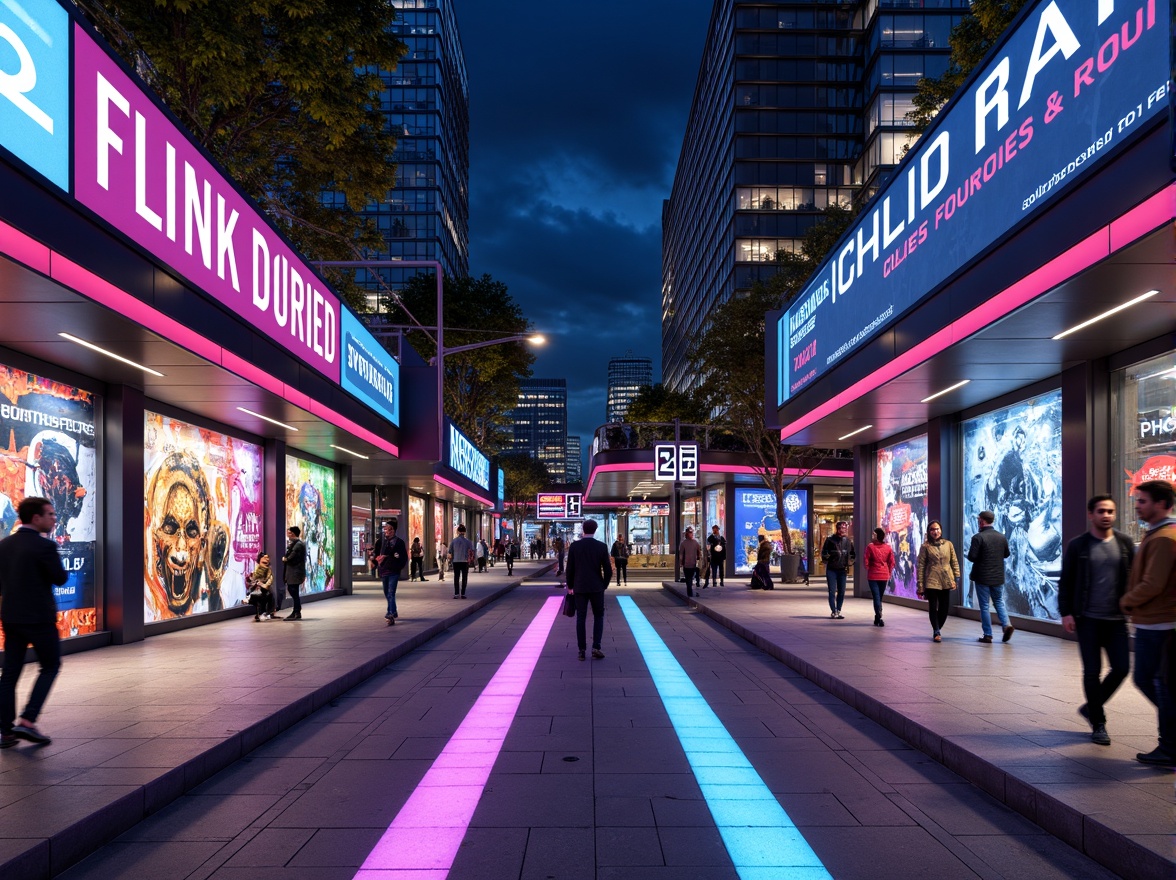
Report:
409,537,425,582
372,520,407,625
610,534,630,585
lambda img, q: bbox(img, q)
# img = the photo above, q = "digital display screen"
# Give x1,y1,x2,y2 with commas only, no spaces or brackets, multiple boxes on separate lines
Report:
733,488,807,575
877,436,928,599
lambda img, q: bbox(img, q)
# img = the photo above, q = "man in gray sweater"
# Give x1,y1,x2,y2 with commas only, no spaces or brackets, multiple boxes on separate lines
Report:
967,510,1013,643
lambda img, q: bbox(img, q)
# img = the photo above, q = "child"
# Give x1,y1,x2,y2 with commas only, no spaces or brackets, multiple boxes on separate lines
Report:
247,551,275,620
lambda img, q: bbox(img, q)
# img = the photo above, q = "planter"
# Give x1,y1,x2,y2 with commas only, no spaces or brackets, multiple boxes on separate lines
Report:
778,553,800,583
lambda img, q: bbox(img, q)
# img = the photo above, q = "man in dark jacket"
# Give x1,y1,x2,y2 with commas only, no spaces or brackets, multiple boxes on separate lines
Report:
566,521,612,661
281,526,307,621
821,521,855,618
705,525,726,588
1058,494,1134,746
967,510,1012,643
0,497,68,748
372,520,408,625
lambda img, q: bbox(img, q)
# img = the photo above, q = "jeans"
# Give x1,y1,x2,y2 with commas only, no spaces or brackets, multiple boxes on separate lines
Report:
614,559,627,584
683,566,699,597
0,622,60,733
506,557,514,575
706,556,724,587
410,558,423,580
451,562,469,596
867,580,886,617
286,581,302,616
574,591,605,651
826,569,847,612
1075,617,1129,726
926,590,951,633
974,583,1009,637
1132,628,1176,752
382,573,400,618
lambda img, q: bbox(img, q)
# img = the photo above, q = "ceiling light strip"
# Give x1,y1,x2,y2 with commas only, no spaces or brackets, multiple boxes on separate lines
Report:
330,444,369,460
58,332,164,376
920,379,971,403
236,407,298,431
838,425,872,441
1051,289,1159,339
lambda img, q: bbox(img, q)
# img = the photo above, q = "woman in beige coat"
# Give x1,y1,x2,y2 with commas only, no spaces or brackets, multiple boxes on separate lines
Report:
916,520,960,642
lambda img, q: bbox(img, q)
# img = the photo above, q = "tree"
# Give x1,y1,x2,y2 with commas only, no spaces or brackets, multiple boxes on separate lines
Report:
624,384,710,425
397,273,536,453
908,0,1031,133
76,0,406,311
499,453,550,539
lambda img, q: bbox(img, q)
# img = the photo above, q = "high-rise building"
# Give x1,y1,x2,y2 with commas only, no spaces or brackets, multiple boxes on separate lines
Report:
606,353,653,423
359,0,469,307
510,379,569,481
565,435,583,484
662,0,966,392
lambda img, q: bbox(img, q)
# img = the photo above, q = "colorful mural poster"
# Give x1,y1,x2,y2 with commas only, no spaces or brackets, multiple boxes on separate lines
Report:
144,412,262,621
434,499,446,554
733,487,808,574
408,495,426,547
0,364,97,645
285,455,337,595
704,486,726,538
961,390,1063,620
877,435,928,600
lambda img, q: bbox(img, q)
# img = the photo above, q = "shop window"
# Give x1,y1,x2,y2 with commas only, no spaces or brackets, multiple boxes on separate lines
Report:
1112,351,1176,542
286,455,338,595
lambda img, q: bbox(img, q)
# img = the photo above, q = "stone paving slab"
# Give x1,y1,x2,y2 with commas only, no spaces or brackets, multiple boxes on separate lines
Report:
663,579,1175,880
0,562,554,880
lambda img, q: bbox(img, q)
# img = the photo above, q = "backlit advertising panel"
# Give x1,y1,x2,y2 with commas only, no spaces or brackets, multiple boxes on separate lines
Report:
734,488,808,575
877,435,928,600
144,412,263,621
285,455,336,595
0,363,97,647
443,418,489,491
778,0,1168,403
408,494,425,547
0,0,69,190
961,390,1062,620
537,493,567,520
340,310,399,426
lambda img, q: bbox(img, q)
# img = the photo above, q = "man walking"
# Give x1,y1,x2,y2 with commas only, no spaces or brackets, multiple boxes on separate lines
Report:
448,524,474,599
281,526,306,621
967,510,1012,643
0,497,68,748
505,538,516,576
1120,479,1176,766
552,534,566,577
436,537,447,581
821,521,855,619
610,534,630,585
372,520,407,625
1059,495,1134,745
679,527,703,598
566,520,612,661
706,525,726,588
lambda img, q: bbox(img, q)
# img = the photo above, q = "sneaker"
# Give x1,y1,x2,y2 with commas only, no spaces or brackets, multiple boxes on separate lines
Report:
1091,725,1111,746
1135,747,1176,767
253,616,260,622
454,594,459,599
578,650,585,661
592,649,605,659
978,635,993,643
386,618,395,626
933,632,942,642
0,734,17,749
12,723,50,745
1002,624,1014,642
835,612,845,619
877,618,885,627
830,611,838,619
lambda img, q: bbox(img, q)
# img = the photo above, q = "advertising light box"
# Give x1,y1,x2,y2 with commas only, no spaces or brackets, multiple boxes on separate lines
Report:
734,488,808,575
877,435,928,600
777,0,1168,404
341,310,399,427
537,493,568,520
443,419,489,491
286,455,337,595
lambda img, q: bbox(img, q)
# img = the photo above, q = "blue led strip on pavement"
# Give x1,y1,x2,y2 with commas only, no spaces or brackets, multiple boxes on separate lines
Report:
618,596,833,880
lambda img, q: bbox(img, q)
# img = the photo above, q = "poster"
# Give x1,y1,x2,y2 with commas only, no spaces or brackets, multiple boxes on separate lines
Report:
0,364,97,644
408,495,426,546
145,413,263,621
961,390,1063,620
877,435,928,599
434,499,446,554
733,488,808,574
704,487,726,538
285,455,336,595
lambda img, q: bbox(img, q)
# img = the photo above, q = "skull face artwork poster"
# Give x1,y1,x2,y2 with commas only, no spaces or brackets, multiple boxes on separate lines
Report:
144,413,263,621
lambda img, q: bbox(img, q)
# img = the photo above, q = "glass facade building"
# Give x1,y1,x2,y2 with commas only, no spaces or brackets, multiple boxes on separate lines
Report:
510,379,569,481
566,435,583,484
662,0,965,392
606,353,654,423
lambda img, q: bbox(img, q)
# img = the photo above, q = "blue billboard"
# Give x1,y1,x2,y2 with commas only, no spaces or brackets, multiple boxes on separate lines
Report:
340,310,399,427
0,0,69,191
777,0,1168,404
733,488,808,575
444,418,490,491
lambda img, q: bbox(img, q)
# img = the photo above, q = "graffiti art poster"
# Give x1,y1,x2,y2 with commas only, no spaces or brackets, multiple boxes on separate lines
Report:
144,413,263,621
285,455,337,595
961,390,1063,620
877,435,928,599
0,364,97,646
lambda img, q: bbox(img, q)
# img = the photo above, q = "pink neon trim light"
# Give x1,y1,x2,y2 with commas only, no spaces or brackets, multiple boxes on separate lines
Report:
779,184,1176,441
585,460,850,494
354,597,561,878
434,473,494,508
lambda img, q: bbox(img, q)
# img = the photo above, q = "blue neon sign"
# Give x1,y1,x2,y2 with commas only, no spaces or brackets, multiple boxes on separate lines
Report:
0,0,69,191
340,310,399,427
777,0,1168,404
444,418,490,491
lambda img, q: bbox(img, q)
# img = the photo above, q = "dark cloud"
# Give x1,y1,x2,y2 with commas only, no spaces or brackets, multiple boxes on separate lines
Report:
456,0,713,470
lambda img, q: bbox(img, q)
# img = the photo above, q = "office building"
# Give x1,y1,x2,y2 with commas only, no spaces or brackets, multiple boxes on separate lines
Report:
565,435,583,484
662,0,966,392
606,353,653,423
510,379,569,480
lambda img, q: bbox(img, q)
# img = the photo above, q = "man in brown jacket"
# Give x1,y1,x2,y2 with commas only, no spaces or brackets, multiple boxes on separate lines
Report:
1121,480,1176,766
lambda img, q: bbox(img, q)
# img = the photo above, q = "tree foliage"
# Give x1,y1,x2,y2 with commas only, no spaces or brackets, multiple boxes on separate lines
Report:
908,0,1031,133
499,453,551,538
624,383,710,425
397,273,536,453
77,0,406,310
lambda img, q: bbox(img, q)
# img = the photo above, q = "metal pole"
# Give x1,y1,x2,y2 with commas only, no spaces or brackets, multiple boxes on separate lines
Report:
671,417,681,584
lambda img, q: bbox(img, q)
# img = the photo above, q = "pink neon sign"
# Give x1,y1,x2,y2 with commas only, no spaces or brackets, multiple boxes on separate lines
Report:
72,26,340,383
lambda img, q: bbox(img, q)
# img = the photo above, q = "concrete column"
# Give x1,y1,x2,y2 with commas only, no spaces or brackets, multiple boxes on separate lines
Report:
103,385,145,644
338,464,353,595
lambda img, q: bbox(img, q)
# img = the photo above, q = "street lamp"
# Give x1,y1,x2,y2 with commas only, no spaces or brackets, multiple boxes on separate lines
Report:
432,334,546,360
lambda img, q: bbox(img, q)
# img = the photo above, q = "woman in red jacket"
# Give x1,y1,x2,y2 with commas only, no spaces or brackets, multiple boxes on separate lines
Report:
865,527,896,627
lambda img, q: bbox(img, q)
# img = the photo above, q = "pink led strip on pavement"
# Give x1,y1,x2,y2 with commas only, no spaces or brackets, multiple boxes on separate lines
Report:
354,596,562,879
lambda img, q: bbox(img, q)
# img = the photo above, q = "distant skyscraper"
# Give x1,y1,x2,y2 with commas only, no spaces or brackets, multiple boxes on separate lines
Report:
607,353,653,423
510,379,568,481
565,435,582,484
662,0,965,392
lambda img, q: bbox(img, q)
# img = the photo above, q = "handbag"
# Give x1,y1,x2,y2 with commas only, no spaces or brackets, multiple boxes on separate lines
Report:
248,588,264,602
562,591,576,617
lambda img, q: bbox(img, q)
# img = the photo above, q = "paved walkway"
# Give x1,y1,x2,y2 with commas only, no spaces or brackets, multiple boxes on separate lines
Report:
662,578,1174,879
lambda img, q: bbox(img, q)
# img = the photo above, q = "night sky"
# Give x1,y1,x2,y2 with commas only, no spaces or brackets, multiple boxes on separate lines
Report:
456,1,714,470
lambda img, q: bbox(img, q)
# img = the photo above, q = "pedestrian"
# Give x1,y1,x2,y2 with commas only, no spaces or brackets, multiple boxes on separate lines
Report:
436,537,447,581
1058,494,1134,747
372,520,407,625
752,532,774,589
247,550,275,621
477,537,488,573
916,520,959,642
409,537,424,582
1120,480,1176,766
610,534,630,585
448,524,474,599
553,534,566,576
281,526,306,621
705,525,726,588
821,521,855,619
966,510,1012,643
505,538,516,576
0,497,67,748
566,519,612,661
679,527,702,598
865,527,895,627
